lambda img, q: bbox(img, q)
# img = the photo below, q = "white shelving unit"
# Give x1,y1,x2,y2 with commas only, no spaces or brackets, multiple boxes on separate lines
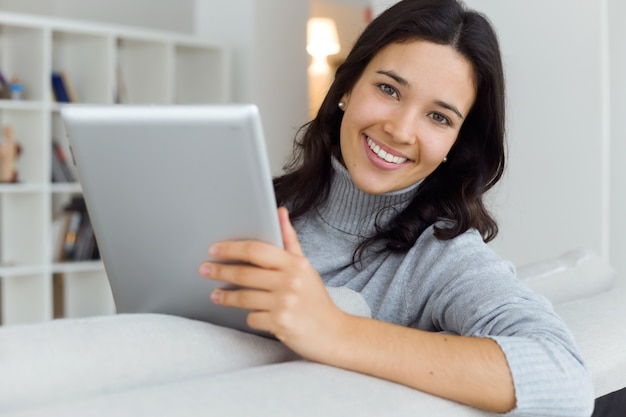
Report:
0,12,230,325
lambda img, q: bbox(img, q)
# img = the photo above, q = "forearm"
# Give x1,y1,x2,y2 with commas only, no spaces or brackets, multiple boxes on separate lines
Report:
316,313,516,413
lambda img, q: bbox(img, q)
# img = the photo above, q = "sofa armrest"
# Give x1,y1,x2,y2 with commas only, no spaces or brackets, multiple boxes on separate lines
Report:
0,314,297,411
3,360,497,417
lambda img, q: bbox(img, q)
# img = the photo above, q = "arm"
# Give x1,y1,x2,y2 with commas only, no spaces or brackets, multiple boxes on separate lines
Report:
201,208,515,413
312,314,515,413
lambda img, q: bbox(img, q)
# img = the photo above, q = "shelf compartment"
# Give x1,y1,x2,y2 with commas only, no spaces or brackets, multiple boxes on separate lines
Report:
54,269,113,319
174,43,229,104
0,23,46,101
52,30,113,104
0,107,46,184
0,192,45,267
1,273,51,324
116,37,171,104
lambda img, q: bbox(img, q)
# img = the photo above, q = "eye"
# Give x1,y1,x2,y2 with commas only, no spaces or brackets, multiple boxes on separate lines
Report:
378,83,399,99
429,112,451,126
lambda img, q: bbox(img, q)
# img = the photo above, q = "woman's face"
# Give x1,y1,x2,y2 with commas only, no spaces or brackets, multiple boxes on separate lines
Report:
339,40,476,194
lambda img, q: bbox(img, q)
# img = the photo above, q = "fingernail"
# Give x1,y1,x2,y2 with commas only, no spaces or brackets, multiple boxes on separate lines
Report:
209,245,218,256
200,264,211,276
211,289,221,303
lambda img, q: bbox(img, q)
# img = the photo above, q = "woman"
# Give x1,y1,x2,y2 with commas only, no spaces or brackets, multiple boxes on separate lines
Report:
199,0,594,415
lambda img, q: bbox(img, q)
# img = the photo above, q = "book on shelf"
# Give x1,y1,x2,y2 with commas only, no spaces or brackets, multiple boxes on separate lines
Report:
51,141,75,183
51,71,77,103
61,209,82,260
57,196,100,262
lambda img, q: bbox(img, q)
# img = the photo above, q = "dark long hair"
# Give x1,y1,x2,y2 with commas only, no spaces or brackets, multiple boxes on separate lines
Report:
274,0,506,256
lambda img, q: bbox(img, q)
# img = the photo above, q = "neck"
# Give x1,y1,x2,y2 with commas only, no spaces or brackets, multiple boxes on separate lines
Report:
316,158,422,236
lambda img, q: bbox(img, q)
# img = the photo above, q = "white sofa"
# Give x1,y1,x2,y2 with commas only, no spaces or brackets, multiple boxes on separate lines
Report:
1,248,624,416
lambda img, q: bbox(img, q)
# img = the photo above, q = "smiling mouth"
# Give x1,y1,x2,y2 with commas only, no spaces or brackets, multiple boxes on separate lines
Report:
366,137,408,164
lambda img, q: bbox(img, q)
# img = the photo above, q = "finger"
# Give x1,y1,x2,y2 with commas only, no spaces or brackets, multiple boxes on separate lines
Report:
199,262,280,291
211,288,274,311
208,240,289,270
245,311,277,337
278,207,303,256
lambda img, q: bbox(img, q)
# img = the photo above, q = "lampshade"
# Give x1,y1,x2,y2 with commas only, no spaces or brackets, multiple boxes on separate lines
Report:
306,18,340,58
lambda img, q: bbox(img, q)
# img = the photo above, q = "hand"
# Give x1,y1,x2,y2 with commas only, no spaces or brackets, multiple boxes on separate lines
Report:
198,207,346,361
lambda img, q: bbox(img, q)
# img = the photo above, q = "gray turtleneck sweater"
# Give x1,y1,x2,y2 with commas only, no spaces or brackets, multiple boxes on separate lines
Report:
292,158,594,417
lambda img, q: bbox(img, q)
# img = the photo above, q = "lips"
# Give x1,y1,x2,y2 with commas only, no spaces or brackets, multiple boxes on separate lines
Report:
366,136,409,164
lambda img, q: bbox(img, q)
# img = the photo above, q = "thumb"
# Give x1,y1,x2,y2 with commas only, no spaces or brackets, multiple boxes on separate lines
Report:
278,207,303,256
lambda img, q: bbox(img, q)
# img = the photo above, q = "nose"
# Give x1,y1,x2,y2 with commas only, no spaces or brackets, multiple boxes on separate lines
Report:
383,106,418,145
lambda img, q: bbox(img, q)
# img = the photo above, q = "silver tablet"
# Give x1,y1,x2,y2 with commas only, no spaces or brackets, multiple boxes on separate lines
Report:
61,104,282,336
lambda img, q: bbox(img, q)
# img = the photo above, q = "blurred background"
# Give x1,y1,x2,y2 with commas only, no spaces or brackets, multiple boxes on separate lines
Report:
0,0,622,276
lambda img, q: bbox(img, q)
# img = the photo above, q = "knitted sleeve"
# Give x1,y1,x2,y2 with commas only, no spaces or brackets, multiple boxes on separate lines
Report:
410,228,595,417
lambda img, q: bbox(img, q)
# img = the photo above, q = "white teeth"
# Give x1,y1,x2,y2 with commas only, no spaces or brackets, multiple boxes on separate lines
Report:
367,137,407,164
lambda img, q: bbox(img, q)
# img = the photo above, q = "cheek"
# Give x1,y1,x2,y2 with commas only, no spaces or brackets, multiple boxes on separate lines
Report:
339,109,364,148
338,118,356,166
421,136,455,162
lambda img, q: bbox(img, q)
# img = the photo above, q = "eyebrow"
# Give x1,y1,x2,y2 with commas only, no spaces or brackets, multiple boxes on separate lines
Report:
377,70,409,87
376,70,466,120
435,100,465,120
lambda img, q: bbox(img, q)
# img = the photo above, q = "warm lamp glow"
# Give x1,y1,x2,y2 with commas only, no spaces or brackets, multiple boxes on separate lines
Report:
307,18,340,75
307,17,341,118
307,17,340,56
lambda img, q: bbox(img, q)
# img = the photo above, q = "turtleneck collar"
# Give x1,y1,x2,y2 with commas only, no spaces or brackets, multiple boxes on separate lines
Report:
316,157,422,236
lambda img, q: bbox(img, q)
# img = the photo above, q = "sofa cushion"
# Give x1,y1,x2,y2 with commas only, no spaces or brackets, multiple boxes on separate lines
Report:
517,248,616,305
555,286,626,398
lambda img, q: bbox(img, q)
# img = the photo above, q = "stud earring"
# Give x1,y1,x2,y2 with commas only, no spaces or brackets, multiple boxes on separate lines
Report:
442,156,448,163
338,101,345,111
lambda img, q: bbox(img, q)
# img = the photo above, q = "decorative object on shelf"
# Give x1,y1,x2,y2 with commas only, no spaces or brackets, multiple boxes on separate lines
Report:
9,76,23,100
0,124,21,183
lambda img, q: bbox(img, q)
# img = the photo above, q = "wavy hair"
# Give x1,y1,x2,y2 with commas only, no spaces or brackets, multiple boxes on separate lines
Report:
274,0,506,256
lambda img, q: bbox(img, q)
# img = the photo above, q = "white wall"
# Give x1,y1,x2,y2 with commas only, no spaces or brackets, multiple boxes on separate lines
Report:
609,0,626,279
370,0,399,16
0,0,194,33
464,0,607,268
194,0,309,176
